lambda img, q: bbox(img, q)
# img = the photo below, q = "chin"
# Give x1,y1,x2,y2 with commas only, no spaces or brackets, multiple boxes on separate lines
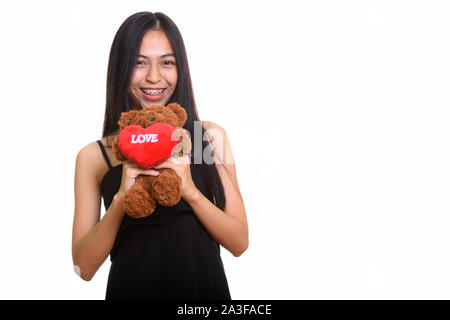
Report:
142,100,168,108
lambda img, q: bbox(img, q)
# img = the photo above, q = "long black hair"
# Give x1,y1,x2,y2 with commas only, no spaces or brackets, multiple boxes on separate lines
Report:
102,11,226,210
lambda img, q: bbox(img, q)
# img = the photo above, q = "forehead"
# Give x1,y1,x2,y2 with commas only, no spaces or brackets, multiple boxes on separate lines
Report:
139,30,174,56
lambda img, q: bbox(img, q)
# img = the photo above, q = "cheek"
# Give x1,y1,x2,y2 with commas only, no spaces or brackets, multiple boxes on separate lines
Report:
129,72,144,95
130,68,146,85
162,69,178,87
172,73,178,87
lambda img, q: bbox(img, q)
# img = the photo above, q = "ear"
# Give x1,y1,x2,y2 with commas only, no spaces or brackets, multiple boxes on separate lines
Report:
167,103,187,127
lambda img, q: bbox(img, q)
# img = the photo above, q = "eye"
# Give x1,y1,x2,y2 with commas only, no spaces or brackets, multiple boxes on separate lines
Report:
162,60,175,66
136,60,145,65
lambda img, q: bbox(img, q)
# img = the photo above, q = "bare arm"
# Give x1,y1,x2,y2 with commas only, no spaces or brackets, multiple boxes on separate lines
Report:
184,121,248,257
71,143,125,281
72,142,161,281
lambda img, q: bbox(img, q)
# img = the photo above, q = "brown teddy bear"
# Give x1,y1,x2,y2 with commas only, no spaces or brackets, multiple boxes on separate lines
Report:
112,103,192,219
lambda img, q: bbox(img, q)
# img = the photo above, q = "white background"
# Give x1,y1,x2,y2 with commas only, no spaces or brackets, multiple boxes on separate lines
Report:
0,0,449,299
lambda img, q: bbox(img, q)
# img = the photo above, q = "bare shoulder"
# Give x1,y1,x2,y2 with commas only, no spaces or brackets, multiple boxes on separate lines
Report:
202,121,243,200
75,141,105,185
77,141,100,162
201,120,229,146
201,120,229,144
202,120,226,133
201,120,234,165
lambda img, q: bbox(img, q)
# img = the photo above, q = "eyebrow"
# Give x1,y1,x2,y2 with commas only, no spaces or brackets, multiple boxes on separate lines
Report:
137,53,175,59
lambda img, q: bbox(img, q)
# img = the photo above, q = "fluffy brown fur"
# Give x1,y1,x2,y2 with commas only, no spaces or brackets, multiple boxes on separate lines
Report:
112,103,192,218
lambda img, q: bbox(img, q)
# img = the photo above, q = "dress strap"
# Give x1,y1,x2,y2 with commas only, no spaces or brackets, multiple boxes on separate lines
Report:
96,140,113,170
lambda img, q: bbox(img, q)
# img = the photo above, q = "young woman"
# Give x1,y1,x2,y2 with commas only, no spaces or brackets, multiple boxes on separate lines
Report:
72,12,248,299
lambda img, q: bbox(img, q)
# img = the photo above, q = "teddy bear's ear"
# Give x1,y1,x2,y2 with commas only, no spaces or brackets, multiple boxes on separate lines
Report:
167,103,187,127
118,110,140,129
117,111,132,129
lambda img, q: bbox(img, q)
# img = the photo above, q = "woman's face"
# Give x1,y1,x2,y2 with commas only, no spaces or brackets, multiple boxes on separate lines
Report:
128,29,178,109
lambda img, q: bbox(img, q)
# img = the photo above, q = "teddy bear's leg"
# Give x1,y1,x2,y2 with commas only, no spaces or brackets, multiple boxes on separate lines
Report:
124,179,157,219
150,168,182,207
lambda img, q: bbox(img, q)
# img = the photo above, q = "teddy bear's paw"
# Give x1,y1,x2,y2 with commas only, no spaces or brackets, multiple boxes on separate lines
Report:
124,188,156,219
151,170,182,206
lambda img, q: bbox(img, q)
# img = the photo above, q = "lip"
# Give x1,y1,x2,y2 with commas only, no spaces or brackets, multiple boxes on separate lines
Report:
140,88,166,101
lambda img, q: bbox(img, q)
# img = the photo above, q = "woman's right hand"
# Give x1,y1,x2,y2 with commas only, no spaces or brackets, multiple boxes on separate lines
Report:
116,160,160,198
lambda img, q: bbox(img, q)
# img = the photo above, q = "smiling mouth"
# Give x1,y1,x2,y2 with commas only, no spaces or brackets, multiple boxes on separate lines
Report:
140,88,166,95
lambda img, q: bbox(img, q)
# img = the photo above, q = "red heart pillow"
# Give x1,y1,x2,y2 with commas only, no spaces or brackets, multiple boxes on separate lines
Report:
117,123,178,169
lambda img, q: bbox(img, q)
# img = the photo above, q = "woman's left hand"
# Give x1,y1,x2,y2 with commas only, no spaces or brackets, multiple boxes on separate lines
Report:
153,155,199,200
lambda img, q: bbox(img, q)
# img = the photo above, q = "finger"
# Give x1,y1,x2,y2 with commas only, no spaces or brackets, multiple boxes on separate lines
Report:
137,168,160,176
122,160,140,169
124,162,160,176
153,159,171,169
153,163,168,170
171,154,191,165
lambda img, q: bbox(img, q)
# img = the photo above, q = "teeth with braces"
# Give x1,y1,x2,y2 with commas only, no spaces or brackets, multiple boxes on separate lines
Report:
142,88,165,95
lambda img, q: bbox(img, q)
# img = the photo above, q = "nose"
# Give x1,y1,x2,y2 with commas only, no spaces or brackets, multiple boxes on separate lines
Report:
146,64,161,83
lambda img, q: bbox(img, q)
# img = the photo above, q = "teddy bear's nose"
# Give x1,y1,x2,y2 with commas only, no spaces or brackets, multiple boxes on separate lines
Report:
147,115,156,122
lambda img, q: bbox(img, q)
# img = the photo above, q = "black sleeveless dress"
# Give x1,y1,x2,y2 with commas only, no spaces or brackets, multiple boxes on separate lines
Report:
96,140,231,300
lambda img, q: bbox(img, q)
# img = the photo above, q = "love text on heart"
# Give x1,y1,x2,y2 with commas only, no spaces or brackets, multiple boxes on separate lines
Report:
131,134,159,144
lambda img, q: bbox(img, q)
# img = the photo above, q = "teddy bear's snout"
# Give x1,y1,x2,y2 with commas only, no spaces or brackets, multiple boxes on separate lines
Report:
147,115,156,122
